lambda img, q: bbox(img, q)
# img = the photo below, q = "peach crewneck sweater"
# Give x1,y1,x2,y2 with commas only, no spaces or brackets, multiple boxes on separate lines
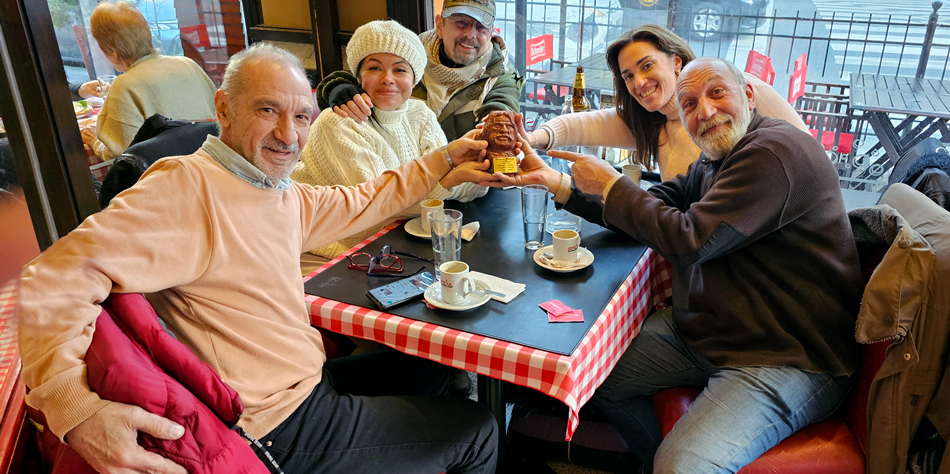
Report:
18,136,450,440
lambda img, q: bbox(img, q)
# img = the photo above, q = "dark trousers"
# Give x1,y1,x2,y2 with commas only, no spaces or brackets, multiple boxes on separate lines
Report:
256,348,498,474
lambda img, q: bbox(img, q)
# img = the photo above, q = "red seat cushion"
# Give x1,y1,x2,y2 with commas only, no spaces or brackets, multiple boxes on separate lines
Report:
808,129,854,154
652,387,865,474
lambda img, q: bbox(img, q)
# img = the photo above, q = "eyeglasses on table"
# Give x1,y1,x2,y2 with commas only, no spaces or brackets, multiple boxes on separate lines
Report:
346,244,433,277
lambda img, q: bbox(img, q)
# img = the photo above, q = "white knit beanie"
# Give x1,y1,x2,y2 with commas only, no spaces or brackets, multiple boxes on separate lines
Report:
346,20,427,86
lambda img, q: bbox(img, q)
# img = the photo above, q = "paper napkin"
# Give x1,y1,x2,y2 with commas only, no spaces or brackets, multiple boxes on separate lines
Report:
461,221,480,241
470,271,524,303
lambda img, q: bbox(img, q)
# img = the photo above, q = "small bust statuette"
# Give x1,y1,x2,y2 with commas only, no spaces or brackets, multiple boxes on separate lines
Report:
478,110,519,175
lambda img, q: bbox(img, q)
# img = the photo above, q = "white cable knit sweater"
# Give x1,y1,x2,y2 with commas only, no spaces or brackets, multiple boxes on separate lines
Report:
292,99,487,258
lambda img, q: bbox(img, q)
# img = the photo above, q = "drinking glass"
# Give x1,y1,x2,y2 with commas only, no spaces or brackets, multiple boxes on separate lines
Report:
521,184,548,250
97,75,116,98
545,210,582,240
429,209,462,279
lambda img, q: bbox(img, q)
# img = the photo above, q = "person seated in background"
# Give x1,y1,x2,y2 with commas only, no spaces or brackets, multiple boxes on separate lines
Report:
317,0,524,142
70,80,102,101
291,19,493,264
80,1,216,160
18,42,498,474
488,57,862,473
523,24,808,181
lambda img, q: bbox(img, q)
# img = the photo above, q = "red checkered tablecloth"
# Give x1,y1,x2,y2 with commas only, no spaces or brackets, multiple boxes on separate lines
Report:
0,282,21,417
306,224,673,441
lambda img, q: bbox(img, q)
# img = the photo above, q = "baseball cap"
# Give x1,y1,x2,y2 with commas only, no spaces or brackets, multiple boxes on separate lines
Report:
442,0,495,28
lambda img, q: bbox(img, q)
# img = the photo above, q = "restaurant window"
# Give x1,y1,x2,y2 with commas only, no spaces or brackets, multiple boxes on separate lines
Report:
0,109,41,288
44,0,248,207
52,0,246,88
0,0,251,259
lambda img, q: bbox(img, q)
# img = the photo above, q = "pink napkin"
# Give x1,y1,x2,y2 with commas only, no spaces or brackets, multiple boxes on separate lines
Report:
539,300,584,323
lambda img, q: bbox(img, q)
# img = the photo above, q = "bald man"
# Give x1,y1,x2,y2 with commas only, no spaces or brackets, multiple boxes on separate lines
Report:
487,57,863,473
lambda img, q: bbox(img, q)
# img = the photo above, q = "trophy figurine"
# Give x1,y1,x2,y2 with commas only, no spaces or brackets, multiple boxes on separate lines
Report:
479,110,519,175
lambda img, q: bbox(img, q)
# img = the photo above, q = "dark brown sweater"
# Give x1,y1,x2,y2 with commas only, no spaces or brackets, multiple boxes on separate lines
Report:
567,113,862,375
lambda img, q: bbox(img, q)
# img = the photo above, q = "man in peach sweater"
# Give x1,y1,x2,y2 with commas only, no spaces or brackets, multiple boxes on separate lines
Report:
18,43,498,473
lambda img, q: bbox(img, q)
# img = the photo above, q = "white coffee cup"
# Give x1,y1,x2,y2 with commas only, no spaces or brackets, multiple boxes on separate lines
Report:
622,164,642,185
552,229,580,263
439,261,476,304
420,199,444,235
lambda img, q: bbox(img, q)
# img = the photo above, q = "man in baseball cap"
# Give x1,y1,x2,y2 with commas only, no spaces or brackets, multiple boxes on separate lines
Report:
441,0,495,32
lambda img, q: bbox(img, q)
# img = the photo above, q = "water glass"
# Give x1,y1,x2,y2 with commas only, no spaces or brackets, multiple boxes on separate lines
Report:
97,75,116,97
545,210,582,239
429,209,462,279
521,184,549,250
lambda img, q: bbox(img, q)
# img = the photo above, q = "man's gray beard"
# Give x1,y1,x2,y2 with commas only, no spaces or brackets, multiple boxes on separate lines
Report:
450,38,481,65
690,105,752,161
250,138,300,182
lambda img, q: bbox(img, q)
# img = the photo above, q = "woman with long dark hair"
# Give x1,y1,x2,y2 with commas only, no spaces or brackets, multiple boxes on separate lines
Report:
525,25,806,181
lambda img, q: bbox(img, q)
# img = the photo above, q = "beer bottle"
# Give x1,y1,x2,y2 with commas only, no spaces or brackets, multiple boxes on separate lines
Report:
571,66,591,112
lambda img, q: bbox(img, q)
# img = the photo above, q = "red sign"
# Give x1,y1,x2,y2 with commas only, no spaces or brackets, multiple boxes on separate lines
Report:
525,34,553,66
180,24,210,49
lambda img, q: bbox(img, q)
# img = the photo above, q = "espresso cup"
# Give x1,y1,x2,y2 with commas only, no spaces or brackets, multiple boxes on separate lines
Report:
552,229,580,263
439,261,476,304
622,164,642,185
420,199,444,235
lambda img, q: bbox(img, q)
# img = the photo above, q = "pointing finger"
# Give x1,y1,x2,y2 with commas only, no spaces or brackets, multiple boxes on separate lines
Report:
548,150,584,162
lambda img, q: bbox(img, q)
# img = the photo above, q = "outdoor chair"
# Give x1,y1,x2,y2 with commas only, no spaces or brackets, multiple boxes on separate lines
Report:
790,75,866,171
744,50,775,85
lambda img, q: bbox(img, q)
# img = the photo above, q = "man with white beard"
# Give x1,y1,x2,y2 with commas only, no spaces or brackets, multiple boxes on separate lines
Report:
485,57,864,473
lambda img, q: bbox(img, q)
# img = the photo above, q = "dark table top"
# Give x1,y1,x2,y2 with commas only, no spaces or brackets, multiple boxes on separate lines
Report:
304,188,647,356
850,74,950,119
531,54,616,95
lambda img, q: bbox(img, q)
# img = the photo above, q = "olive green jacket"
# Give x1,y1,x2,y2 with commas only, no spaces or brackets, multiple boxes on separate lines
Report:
850,183,950,474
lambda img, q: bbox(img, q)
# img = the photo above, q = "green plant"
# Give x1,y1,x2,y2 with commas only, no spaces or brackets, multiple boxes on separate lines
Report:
48,0,81,29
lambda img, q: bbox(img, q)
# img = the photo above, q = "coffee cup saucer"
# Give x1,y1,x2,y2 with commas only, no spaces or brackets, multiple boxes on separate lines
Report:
533,245,594,273
404,217,431,238
424,279,492,311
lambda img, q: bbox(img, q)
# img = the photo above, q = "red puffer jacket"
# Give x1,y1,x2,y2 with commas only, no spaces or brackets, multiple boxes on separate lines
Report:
36,293,270,473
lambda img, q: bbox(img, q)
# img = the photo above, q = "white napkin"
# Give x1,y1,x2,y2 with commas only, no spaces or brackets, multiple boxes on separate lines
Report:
461,221,480,241
470,271,524,304
538,254,584,269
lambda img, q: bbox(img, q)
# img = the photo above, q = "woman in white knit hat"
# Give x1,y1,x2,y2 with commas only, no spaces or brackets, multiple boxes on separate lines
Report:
292,20,492,266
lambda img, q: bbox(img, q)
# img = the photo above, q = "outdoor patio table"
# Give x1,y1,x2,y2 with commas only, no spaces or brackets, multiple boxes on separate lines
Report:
849,73,950,172
528,54,615,108
303,188,673,455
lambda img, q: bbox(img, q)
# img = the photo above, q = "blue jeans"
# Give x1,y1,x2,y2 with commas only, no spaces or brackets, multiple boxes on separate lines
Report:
591,308,851,473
